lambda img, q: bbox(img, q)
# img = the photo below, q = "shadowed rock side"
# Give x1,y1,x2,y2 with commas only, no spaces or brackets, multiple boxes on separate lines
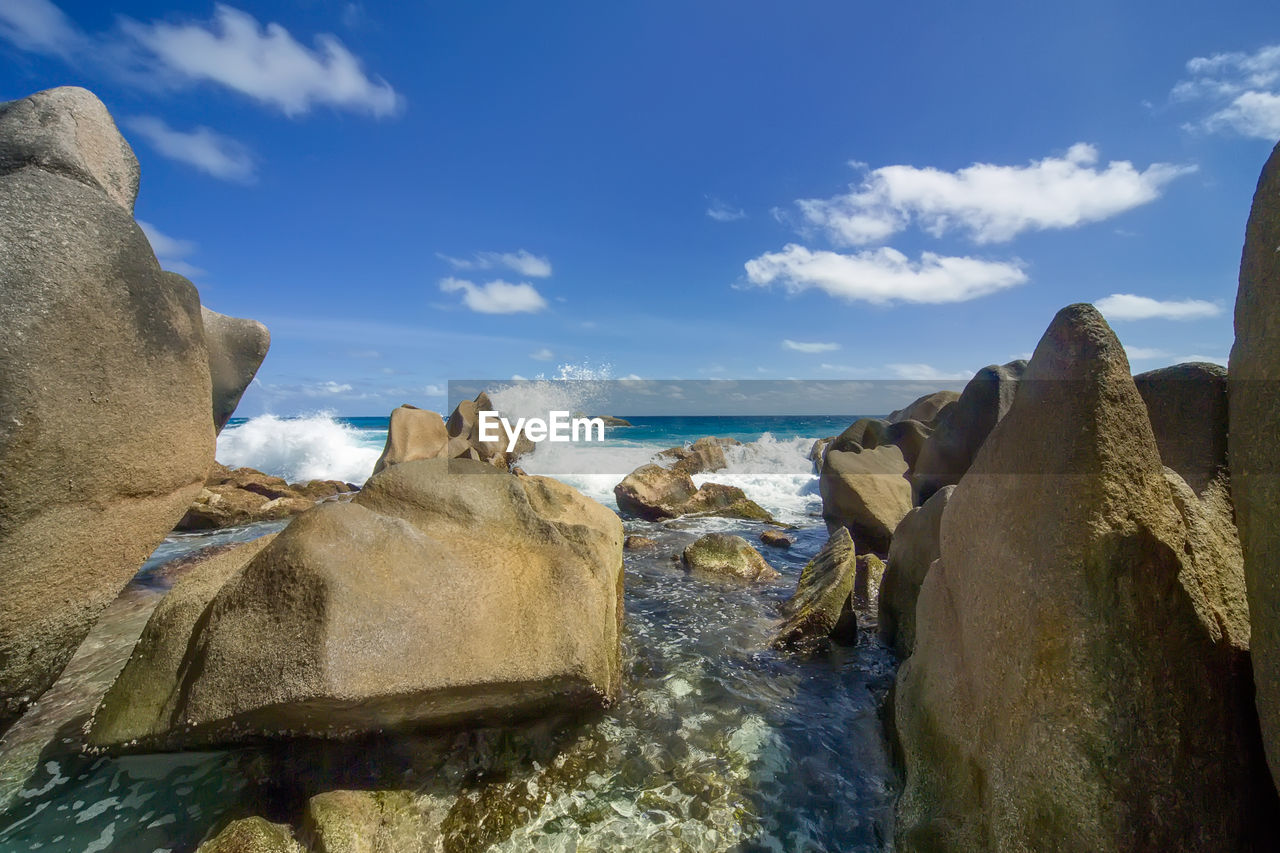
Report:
772,527,859,650
910,359,1025,506
1231,139,1280,790
372,404,449,475
1134,361,1228,495
201,304,271,434
681,533,780,582
0,87,214,733
89,458,624,751
894,304,1272,851
818,444,911,554
878,485,953,658
887,390,961,425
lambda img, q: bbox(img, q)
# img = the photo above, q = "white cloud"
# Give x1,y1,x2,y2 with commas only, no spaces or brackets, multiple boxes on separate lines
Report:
0,0,81,56
1094,293,1221,321
1123,345,1171,360
439,277,548,314
438,250,552,278
125,116,255,182
706,198,747,222
423,383,445,396
886,363,974,381
783,339,840,353
301,380,354,396
530,347,555,360
744,244,1027,306
137,219,207,278
1174,44,1280,139
797,144,1193,245
119,5,400,117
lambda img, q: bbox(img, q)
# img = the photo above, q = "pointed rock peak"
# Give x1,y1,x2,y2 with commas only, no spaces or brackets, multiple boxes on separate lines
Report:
0,86,139,211
1028,303,1130,383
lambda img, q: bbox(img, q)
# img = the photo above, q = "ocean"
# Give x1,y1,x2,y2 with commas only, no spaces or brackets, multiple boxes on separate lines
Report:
0,412,899,852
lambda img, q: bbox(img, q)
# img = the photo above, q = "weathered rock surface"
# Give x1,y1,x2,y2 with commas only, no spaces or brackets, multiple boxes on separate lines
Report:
772,527,858,649
818,445,911,553
89,458,624,750
895,304,1270,851
624,534,658,551
682,534,779,582
0,87,214,732
301,789,438,853
197,817,303,853
910,359,1025,506
1232,138,1280,790
657,436,740,475
372,405,449,476
176,464,351,530
614,464,772,522
445,392,532,467
760,529,794,548
201,305,270,433
1135,362,1228,495
853,553,885,608
878,486,953,657
887,390,962,426
830,418,890,453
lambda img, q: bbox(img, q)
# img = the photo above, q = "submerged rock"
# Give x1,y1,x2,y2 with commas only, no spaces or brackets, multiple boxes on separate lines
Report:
1134,362,1228,495
681,533,779,582
197,817,303,853
372,404,449,476
624,534,659,551
760,529,794,548
89,458,624,750
0,87,214,732
301,789,438,852
818,445,911,554
772,527,859,650
895,304,1269,850
202,305,270,434
1231,138,1280,790
878,485,953,657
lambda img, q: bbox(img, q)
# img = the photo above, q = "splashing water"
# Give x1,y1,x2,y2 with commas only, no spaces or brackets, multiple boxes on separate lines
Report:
216,413,383,484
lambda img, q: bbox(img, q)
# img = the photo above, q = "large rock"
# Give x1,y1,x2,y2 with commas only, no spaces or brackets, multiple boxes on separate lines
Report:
830,418,890,453
89,458,623,749
1134,362,1228,495
878,485,953,657
445,391,533,467
201,305,270,433
301,789,437,853
372,404,449,476
613,464,772,522
771,527,858,649
910,360,1026,505
887,390,961,425
895,305,1268,850
681,533,779,582
1232,138,1280,789
818,444,911,553
0,87,213,732
656,436,739,475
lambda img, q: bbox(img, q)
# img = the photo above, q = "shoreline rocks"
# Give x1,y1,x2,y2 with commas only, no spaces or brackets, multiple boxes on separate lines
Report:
202,305,270,434
681,533,779,582
176,463,355,531
818,444,911,554
372,404,449,475
613,464,773,522
772,528,858,650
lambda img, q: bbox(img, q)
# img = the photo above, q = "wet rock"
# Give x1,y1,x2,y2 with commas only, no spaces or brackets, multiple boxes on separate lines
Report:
760,529,794,548
657,436,740,475
680,482,773,521
614,465,773,522
202,305,270,434
878,485,953,657
301,789,439,853
90,458,624,750
772,528,858,649
1231,138,1280,790
1134,362,1228,495
624,534,659,551
372,404,449,476
0,86,213,732
197,817,303,853
887,390,962,425
682,534,779,582
818,445,911,554
853,553,885,608
895,305,1268,851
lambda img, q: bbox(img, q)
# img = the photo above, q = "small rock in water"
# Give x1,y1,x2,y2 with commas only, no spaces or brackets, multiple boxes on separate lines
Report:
681,534,779,582
772,528,859,651
624,535,659,551
759,529,794,548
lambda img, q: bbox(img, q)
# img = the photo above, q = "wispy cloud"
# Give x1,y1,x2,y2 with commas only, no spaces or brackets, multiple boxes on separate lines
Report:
530,347,555,360
439,277,548,314
1173,44,1280,139
125,116,255,182
745,244,1027,306
706,197,746,222
885,363,974,381
1123,345,1171,360
797,144,1193,245
438,250,552,278
137,219,206,278
782,339,840,353
1094,293,1221,321
0,1,401,117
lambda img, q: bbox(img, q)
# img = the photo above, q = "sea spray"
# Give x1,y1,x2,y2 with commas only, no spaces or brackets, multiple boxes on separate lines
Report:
216,413,383,484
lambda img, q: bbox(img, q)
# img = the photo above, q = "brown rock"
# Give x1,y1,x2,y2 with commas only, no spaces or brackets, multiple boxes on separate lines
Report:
1135,362,1228,495
682,533,779,582
202,306,270,434
878,485,953,657
818,445,911,553
887,390,962,426
372,404,449,476
772,527,858,650
760,529,794,548
624,534,659,551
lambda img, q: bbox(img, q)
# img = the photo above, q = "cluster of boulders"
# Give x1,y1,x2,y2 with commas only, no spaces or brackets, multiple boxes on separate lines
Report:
613,437,776,523
176,464,356,530
0,87,269,733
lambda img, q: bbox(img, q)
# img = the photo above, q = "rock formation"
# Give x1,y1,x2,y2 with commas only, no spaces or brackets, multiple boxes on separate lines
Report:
818,444,912,553
201,304,270,434
656,436,740,475
878,486,953,657
772,527,858,649
0,87,214,732
887,390,962,425
176,464,352,530
372,404,449,475
614,464,772,522
681,534,779,582
1134,362,1228,495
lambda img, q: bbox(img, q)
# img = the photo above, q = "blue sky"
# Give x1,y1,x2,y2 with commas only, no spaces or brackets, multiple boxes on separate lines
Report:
2,0,1278,416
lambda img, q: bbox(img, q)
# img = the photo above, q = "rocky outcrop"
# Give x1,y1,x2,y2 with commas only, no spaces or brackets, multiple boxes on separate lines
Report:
771,527,858,650
657,436,740,475
1134,362,1228,495
887,390,962,425
175,464,353,530
895,305,1269,850
910,359,1025,505
445,392,532,467
201,305,270,434
372,405,449,475
0,87,214,732
878,485,953,657
818,445,912,553
681,534,779,582
1231,138,1280,789
830,419,890,453
89,458,624,750
613,464,772,522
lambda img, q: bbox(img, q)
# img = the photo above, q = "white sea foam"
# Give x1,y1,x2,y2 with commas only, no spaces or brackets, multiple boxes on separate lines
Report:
216,413,383,485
